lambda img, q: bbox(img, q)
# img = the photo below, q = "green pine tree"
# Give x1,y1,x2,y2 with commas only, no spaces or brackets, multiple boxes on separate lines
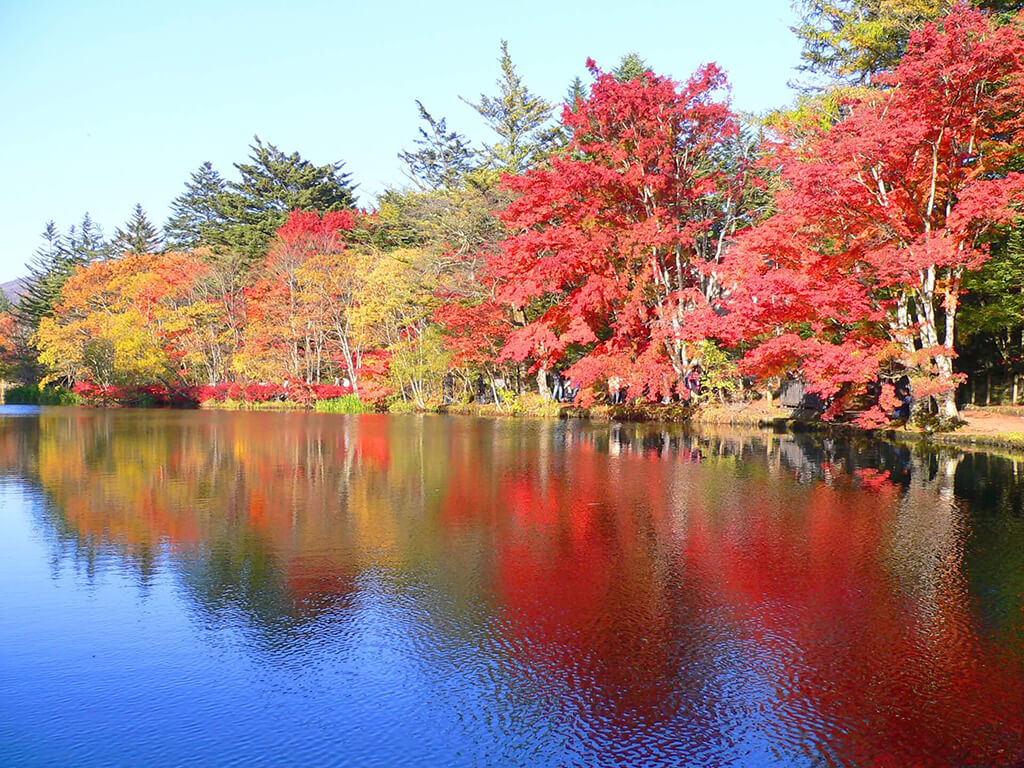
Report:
165,162,227,250
462,41,558,175
211,137,357,262
398,101,476,191
112,204,163,256
790,0,1022,88
613,52,650,82
959,228,1024,373
63,212,109,263
565,76,587,111
16,220,96,328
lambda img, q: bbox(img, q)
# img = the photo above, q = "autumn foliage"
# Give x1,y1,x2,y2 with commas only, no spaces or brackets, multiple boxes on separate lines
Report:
25,7,1024,420
723,7,1024,423
490,60,746,403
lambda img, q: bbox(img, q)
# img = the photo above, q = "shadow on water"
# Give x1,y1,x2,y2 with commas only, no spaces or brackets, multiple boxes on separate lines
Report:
1,408,1023,767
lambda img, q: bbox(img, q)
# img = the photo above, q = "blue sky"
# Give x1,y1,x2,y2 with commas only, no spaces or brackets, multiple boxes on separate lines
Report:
0,0,803,283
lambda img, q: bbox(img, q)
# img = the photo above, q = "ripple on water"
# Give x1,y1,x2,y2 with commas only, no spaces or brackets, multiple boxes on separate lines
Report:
2,413,1024,766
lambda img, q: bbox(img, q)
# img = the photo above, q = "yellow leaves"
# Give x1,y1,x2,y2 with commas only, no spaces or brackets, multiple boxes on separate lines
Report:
795,0,948,80
230,346,278,383
38,310,166,386
36,316,82,384
351,247,437,346
294,250,359,309
103,312,168,383
386,325,449,408
37,253,208,385
375,200,406,231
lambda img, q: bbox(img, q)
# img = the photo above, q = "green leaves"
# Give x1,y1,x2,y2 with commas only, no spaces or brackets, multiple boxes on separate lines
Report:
165,162,226,250
462,41,559,175
112,204,163,257
17,216,107,329
162,139,358,270
398,101,475,192
210,137,357,264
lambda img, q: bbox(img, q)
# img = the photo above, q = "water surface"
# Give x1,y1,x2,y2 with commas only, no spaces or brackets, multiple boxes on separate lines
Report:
1,408,1022,766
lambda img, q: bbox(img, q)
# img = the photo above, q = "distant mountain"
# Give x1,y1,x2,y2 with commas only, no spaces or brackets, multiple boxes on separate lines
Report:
1,278,25,304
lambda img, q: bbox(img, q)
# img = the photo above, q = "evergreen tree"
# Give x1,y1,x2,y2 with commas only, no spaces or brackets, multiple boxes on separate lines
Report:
959,228,1024,374
165,162,226,249
462,41,558,175
16,221,93,327
398,101,475,191
112,204,163,256
565,77,587,110
791,0,1023,86
63,212,108,263
212,137,357,261
613,52,650,82
17,221,64,327
551,77,589,150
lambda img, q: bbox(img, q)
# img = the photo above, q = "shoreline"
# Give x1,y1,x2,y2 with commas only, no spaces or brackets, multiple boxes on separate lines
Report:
689,402,1024,454
7,396,1024,454
195,398,1024,454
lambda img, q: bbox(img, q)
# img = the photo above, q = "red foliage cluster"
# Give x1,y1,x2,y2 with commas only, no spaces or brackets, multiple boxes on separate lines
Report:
275,209,355,247
721,8,1024,418
71,381,357,407
433,301,512,369
488,60,743,401
72,382,194,406
194,382,355,404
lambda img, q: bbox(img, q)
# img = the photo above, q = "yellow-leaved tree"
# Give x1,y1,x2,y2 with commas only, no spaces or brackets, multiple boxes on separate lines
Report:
37,253,208,388
351,247,448,408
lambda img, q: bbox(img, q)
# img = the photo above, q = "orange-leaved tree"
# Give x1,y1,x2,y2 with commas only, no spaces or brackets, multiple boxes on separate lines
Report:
233,210,359,386
36,252,207,388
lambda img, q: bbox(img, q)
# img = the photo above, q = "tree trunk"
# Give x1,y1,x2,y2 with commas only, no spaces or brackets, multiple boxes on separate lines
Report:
933,350,960,421
536,366,551,400
937,387,959,421
490,376,502,412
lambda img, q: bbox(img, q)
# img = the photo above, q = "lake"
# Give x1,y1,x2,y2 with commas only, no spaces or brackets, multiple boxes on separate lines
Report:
1,407,1022,767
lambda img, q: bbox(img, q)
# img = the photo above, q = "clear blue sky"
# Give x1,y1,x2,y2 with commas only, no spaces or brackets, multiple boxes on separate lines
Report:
0,0,803,283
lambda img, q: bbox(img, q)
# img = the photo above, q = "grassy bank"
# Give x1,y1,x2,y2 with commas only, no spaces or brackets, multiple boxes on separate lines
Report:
199,395,370,414
3,385,81,406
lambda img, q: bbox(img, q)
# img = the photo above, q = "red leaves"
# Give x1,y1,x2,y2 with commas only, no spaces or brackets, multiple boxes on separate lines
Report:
433,300,512,367
0,312,16,368
853,467,894,490
265,209,353,278
275,209,354,249
724,6,1024,413
490,60,743,398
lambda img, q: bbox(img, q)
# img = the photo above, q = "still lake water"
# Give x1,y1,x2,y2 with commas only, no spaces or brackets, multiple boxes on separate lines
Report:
0,407,1022,767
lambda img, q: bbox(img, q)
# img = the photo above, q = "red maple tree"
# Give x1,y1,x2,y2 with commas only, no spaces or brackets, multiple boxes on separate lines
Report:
490,60,751,402
724,7,1024,423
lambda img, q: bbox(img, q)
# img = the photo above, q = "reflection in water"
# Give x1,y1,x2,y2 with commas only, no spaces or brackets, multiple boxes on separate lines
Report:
1,408,1023,767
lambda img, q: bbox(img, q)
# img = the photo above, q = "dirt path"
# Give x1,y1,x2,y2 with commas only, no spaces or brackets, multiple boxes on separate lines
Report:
958,407,1024,438
693,402,1024,452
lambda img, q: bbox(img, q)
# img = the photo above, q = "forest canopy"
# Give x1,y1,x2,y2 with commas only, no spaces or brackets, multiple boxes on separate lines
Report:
4,6,1024,427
